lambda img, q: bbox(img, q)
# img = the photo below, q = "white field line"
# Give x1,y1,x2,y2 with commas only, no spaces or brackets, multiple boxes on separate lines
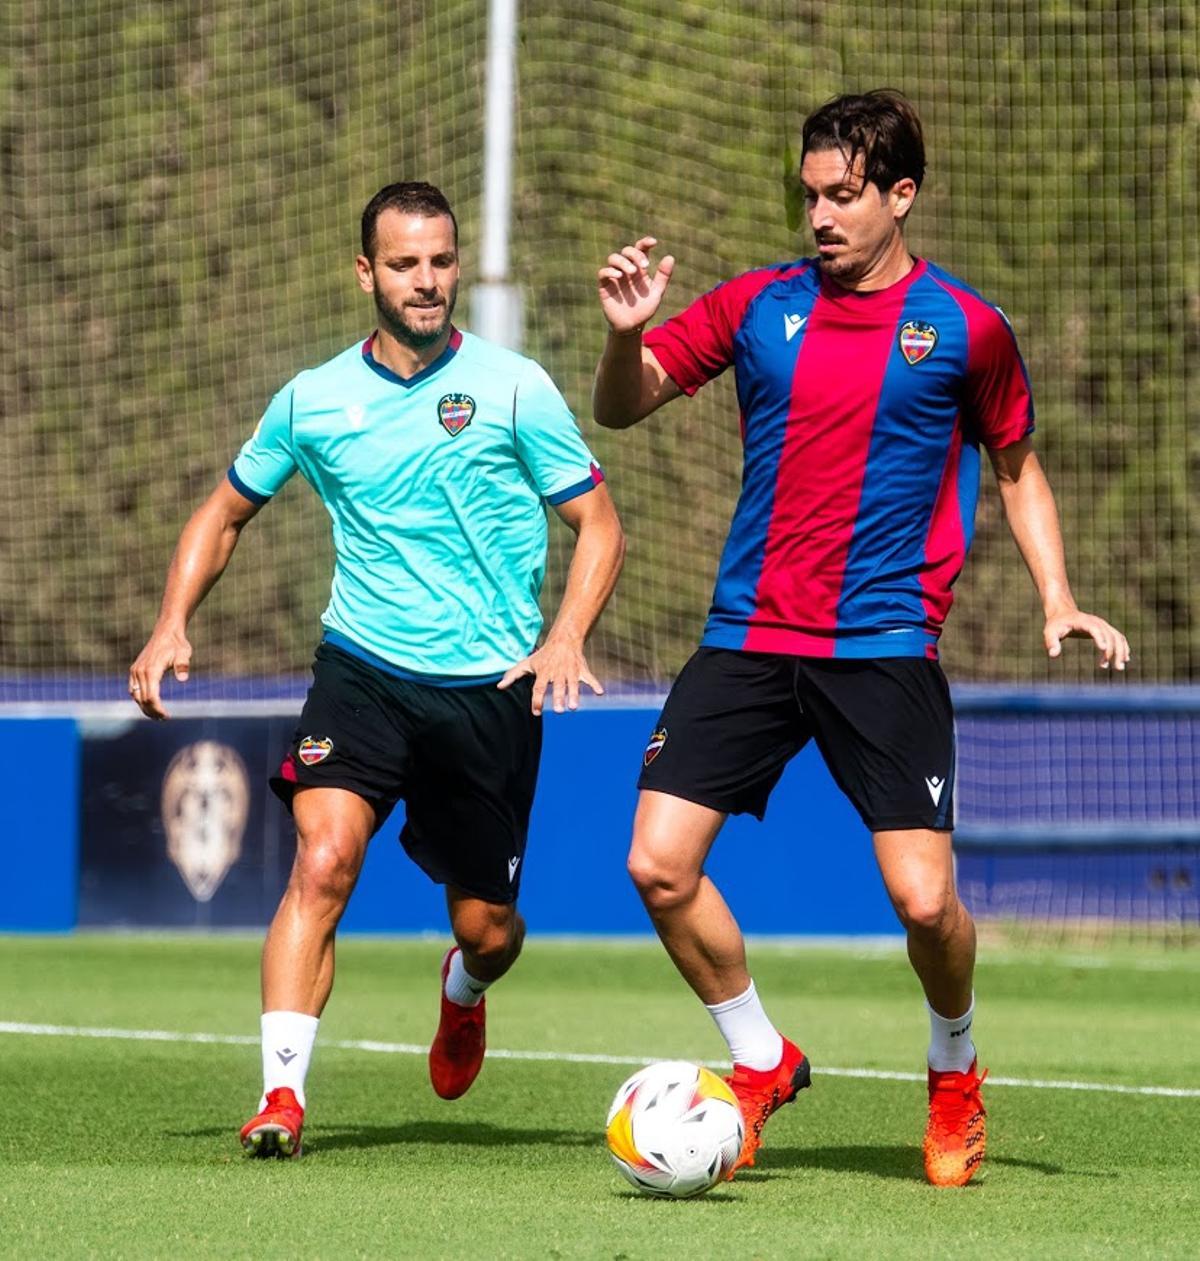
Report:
2,1021,1198,1099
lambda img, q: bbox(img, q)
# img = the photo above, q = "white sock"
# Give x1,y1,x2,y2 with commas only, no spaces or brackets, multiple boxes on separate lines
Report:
259,1010,320,1110
444,950,491,1008
927,996,976,1072
705,981,784,1071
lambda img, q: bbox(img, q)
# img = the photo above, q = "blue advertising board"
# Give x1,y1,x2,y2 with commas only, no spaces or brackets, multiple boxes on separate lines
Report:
1,719,79,931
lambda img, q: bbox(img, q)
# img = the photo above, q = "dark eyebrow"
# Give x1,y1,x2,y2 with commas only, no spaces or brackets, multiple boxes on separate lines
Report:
381,249,458,266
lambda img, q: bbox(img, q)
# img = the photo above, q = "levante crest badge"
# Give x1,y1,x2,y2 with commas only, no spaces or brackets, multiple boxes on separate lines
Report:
643,727,668,767
899,320,938,365
437,393,475,436
297,735,334,766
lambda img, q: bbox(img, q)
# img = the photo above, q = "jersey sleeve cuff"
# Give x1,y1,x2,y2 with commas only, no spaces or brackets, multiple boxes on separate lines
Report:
984,419,1037,450
227,465,272,505
545,461,605,505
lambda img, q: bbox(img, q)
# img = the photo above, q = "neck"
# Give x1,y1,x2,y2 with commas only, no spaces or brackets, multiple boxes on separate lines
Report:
370,324,454,379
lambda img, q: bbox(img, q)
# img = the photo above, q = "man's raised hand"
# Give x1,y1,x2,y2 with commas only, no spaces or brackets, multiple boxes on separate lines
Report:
598,236,675,335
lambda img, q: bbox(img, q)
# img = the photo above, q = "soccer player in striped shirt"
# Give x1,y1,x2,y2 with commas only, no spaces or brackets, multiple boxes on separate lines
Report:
131,182,624,1157
593,90,1128,1186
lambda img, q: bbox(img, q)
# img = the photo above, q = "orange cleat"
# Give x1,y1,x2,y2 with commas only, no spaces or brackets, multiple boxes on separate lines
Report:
924,1059,988,1186
239,1086,304,1159
725,1036,812,1174
429,947,487,1100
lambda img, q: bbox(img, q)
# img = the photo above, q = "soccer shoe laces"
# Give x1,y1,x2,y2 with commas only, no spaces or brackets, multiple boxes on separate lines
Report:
929,1065,988,1133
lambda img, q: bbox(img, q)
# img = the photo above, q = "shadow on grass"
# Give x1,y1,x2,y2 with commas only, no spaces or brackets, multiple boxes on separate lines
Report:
607,1189,742,1206
756,1144,1082,1181
171,1119,595,1153
317,1119,597,1152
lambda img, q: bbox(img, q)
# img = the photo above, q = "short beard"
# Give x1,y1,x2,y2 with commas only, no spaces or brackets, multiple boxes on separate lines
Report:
373,281,458,350
816,250,859,282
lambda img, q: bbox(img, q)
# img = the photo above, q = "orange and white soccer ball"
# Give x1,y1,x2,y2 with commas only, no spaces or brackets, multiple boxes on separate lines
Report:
605,1061,745,1198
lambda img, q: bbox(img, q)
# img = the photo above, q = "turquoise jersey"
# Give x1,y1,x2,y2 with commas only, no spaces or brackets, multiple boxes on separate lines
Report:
230,328,603,680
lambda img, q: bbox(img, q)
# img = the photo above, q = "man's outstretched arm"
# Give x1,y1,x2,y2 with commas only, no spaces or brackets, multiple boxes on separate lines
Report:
593,236,682,428
989,437,1130,670
498,482,625,715
129,477,263,718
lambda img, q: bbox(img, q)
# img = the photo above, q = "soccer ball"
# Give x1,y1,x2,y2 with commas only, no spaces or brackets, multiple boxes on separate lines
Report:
605,1061,745,1198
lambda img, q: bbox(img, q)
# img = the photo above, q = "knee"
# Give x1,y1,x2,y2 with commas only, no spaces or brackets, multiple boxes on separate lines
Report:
455,903,521,964
627,846,700,914
291,836,360,910
892,884,959,936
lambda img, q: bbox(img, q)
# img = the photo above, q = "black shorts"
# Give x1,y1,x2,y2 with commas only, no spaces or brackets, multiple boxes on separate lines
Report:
270,642,542,903
638,648,955,831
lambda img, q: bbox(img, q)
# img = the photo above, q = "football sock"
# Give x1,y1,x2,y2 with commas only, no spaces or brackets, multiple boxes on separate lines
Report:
927,995,977,1073
705,981,784,1072
444,949,491,1008
259,1010,320,1110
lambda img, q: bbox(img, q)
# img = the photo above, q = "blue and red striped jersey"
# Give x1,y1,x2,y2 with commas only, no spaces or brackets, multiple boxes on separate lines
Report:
644,257,1034,659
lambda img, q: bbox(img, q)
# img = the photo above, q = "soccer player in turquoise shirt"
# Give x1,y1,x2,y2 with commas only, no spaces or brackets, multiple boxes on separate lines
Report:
130,182,625,1159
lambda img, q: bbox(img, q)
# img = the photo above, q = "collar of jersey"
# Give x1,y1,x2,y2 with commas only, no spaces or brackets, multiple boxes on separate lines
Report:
361,326,463,388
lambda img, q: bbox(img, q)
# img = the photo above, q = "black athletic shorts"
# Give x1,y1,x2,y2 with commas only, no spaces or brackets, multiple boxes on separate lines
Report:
270,642,542,903
638,647,955,831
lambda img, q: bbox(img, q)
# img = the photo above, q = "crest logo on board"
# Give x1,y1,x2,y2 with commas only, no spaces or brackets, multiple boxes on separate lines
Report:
643,727,668,767
437,393,475,436
161,741,250,903
297,736,334,766
899,320,938,365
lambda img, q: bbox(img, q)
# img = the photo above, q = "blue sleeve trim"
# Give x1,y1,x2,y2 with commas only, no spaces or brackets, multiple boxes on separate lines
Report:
545,468,604,506
227,466,271,505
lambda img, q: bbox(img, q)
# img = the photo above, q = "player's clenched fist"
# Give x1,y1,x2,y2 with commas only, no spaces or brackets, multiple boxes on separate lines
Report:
597,236,675,335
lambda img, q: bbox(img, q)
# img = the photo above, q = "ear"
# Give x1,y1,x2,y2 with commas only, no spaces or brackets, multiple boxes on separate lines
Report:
891,177,918,220
354,254,375,294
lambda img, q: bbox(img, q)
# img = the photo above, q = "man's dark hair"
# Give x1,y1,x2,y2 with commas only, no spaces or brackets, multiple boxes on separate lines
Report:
801,90,926,193
360,182,458,259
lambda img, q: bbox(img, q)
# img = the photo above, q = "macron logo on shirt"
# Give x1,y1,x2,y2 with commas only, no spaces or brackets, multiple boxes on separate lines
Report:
784,313,807,342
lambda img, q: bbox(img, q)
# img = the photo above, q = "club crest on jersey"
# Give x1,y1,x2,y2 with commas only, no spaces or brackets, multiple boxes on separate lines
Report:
643,727,668,767
899,320,938,365
297,736,333,766
437,393,475,436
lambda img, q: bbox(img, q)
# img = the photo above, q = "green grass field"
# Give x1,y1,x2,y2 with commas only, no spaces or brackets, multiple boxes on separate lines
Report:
1,936,1197,1259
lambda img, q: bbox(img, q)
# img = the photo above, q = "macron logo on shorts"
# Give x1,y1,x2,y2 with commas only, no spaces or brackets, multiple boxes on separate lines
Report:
508,856,521,883
925,775,946,806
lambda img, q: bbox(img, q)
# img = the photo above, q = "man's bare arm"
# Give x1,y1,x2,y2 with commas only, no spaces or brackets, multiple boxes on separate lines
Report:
497,482,625,714
989,438,1130,670
129,477,263,718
